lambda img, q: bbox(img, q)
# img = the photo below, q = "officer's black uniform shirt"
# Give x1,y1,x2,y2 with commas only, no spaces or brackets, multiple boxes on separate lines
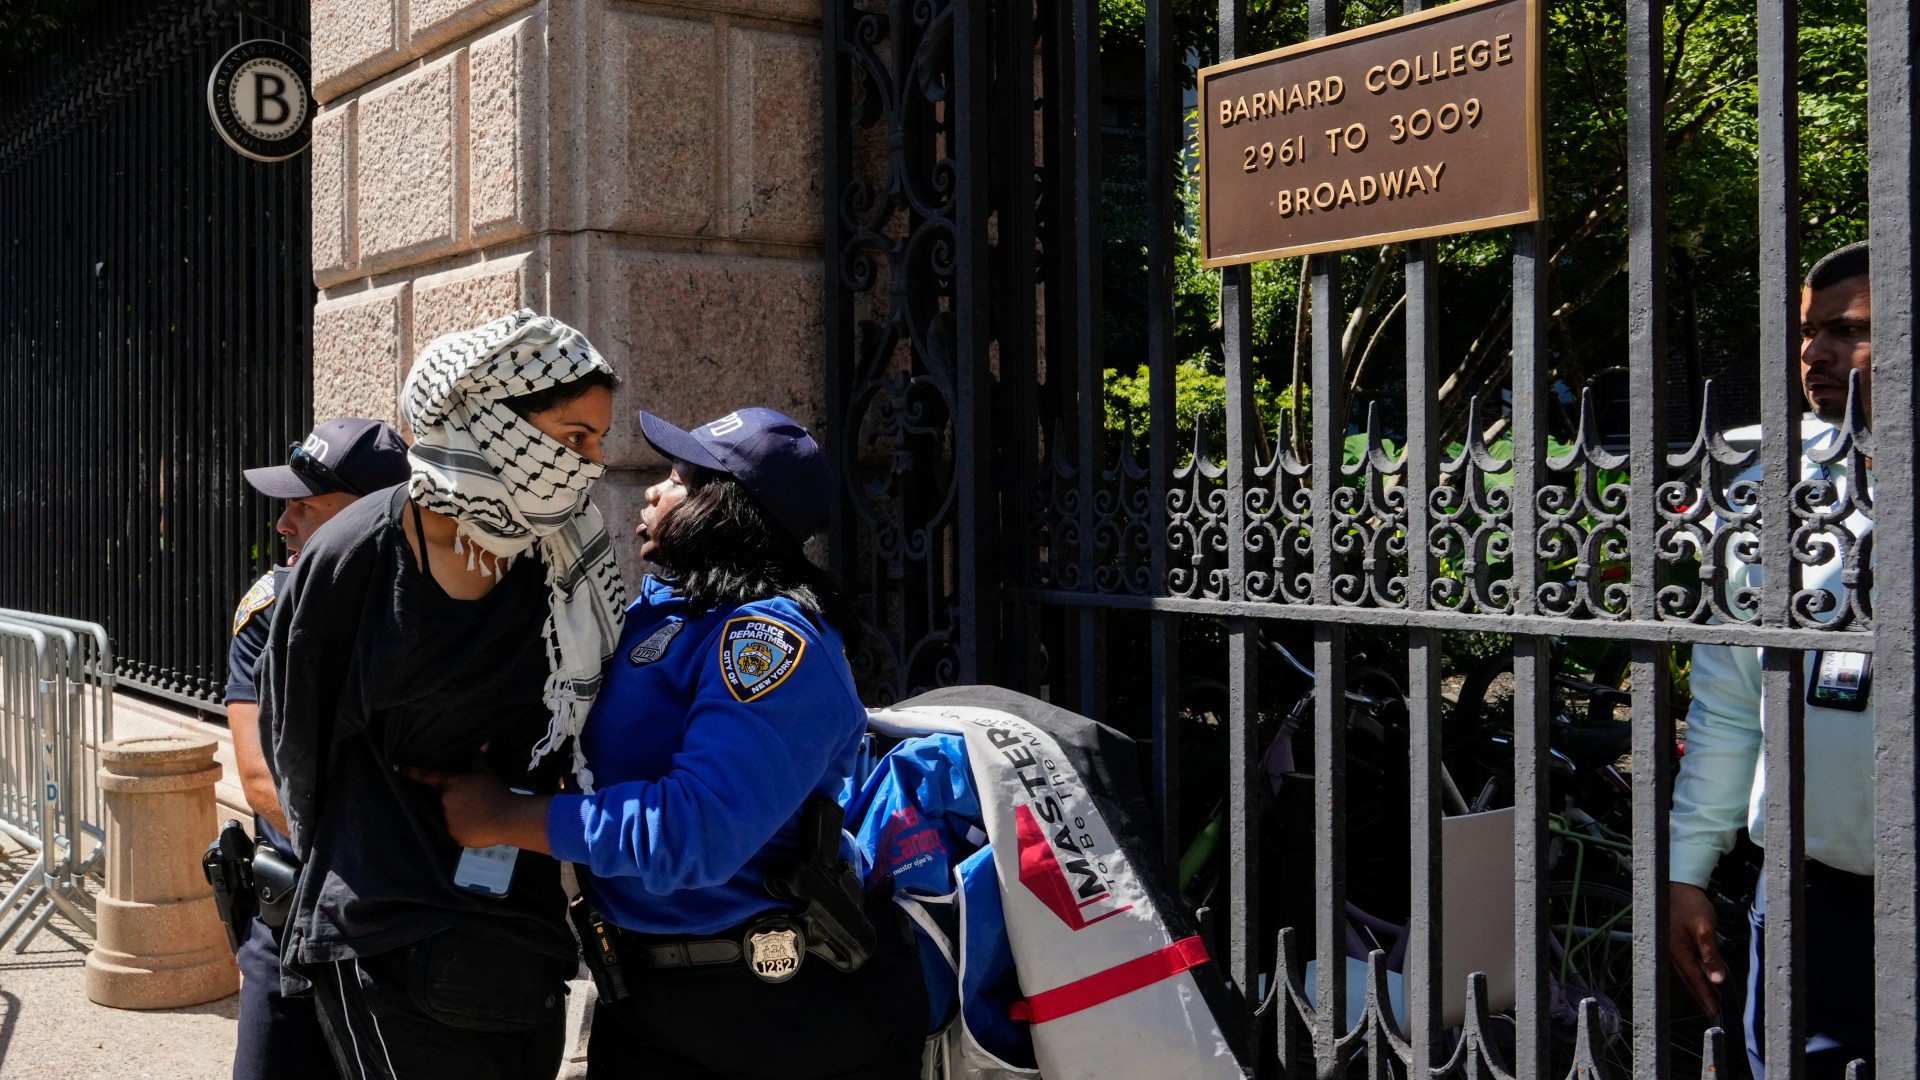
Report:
226,566,289,706
227,565,295,853
258,486,574,992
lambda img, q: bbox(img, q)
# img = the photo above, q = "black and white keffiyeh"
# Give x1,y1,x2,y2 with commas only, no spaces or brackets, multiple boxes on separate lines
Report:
401,309,626,791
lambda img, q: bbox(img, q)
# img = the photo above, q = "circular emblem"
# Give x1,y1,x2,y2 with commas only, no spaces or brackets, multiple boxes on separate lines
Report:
744,919,806,984
737,641,775,678
206,40,313,162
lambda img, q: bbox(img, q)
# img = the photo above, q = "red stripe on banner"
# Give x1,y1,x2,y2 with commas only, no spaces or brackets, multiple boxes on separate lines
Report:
1007,936,1211,1025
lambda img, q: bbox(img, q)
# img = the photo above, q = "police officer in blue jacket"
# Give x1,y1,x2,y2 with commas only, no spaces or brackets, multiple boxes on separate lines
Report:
226,418,410,1080
415,407,926,1079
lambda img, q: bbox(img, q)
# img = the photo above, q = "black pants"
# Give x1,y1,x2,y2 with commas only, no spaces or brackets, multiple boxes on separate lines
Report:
586,905,929,1080
311,929,575,1080
1745,862,1875,1080
235,912,340,1080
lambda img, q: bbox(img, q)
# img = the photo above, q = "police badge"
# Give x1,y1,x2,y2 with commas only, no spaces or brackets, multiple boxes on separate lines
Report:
627,620,685,666
744,917,806,984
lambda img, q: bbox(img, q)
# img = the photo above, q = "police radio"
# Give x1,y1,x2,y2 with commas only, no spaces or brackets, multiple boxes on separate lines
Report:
570,893,631,1002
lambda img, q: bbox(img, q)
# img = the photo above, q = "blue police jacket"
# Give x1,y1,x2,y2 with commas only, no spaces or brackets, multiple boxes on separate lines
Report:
545,576,867,935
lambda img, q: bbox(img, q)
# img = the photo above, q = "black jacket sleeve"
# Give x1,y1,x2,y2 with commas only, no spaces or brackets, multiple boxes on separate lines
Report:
257,500,386,860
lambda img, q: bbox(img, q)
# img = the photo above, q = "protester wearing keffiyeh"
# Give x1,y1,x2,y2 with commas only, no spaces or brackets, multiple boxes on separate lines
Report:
401,309,626,791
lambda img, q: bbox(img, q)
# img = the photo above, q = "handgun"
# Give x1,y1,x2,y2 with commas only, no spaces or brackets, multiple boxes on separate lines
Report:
200,819,257,954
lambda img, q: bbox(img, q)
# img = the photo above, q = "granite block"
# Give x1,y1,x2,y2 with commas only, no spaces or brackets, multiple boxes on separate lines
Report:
311,105,356,285
313,287,407,427
410,254,542,359
726,28,821,243
470,16,544,238
313,0,403,102
606,251,823,468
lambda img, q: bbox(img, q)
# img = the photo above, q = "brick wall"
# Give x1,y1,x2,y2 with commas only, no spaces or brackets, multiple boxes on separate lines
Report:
308,0,825,582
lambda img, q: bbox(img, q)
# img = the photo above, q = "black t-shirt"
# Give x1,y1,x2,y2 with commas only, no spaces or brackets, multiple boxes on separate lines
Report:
259,486,574,988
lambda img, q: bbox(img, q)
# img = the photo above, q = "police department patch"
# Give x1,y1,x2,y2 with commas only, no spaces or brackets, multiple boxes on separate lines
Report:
231,572,278,636
719,616,806,702
628,620,685,665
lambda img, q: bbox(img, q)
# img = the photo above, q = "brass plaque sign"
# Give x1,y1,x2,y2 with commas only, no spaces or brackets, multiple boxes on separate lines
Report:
1197,0,1541,266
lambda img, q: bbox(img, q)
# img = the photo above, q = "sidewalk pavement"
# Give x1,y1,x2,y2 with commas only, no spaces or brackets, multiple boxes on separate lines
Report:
0,839,239,1080
0,692,592,1079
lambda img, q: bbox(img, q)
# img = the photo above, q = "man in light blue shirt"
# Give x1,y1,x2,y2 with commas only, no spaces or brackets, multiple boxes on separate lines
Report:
1667,240,1875,1078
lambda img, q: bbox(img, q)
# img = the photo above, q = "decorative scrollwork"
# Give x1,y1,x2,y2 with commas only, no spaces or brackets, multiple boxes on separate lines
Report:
1791,370,1873,630
1246,413,1312,604
1656,380,1760,623
1168,421,1230,599
1031,420,1075,589
1041,422,1085,590
1093,416,1155,595
829,0,973,701
1332,403,1408,607
1658,376,1873,631
1431,396,1516,614
1536,389,1631,620
1033,401,1185,600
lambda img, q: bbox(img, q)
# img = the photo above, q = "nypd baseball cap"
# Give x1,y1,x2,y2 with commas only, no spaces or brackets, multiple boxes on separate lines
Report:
243,417,412,499
638,407,835,542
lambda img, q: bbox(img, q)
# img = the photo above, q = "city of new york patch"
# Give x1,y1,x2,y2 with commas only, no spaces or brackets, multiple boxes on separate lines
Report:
719,616,806,702
231,573,277,636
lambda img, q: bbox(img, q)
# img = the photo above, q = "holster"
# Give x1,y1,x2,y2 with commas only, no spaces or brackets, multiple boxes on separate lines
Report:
250,840,301,930
765,798,877,974
200,819,257,954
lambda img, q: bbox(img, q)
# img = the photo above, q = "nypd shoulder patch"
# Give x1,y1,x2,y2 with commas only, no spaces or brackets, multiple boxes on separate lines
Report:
231,572,278,637
719,616,807,702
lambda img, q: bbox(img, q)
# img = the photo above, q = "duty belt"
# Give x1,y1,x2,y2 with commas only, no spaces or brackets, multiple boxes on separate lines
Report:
628,935,743,970
617,913,810,983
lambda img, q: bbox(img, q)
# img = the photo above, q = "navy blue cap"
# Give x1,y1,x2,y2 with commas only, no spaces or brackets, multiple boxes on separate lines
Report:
244,417,412,499
638,408,834,542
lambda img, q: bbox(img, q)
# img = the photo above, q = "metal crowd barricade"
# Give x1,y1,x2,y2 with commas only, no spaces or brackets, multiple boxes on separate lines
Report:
0,608,114,872
0,609,114,951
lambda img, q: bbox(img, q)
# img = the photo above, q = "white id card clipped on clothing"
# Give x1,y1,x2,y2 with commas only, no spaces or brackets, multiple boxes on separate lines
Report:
453,787,532,897
1808,650,1871,712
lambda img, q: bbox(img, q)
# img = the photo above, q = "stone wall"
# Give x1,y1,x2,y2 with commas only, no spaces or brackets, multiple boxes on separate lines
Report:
309,0,824,581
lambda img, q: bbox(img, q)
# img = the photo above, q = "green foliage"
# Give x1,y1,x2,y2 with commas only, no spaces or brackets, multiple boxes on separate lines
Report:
1097,0,1870,451
1102,361,1298,466
0,0,100,75
1541,0,1867,384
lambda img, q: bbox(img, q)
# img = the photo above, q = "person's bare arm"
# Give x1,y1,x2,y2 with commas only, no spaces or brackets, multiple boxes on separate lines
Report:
1667,881,1728,1016
407,767,554,854
227,701,290,836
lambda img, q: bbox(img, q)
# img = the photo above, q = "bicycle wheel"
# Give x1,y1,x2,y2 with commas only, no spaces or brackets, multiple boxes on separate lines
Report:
1545,877,1634,1078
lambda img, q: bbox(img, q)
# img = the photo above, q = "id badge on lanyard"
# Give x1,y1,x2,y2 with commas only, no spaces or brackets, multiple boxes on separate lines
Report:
1807,650,1871,712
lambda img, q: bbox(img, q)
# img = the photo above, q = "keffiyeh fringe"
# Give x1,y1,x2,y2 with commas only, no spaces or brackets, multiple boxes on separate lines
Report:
401,309,626,791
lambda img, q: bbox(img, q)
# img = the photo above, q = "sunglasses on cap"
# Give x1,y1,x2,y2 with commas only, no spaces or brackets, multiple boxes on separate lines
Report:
287,443,363,496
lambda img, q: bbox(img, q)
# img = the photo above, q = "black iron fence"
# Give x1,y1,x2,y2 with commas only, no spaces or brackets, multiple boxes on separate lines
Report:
0,0,313,708
825,0,1917,1076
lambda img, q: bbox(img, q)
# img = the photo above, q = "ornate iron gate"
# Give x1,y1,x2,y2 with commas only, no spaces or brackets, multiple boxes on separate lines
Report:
0,0,313,708
825,0,1916,1075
